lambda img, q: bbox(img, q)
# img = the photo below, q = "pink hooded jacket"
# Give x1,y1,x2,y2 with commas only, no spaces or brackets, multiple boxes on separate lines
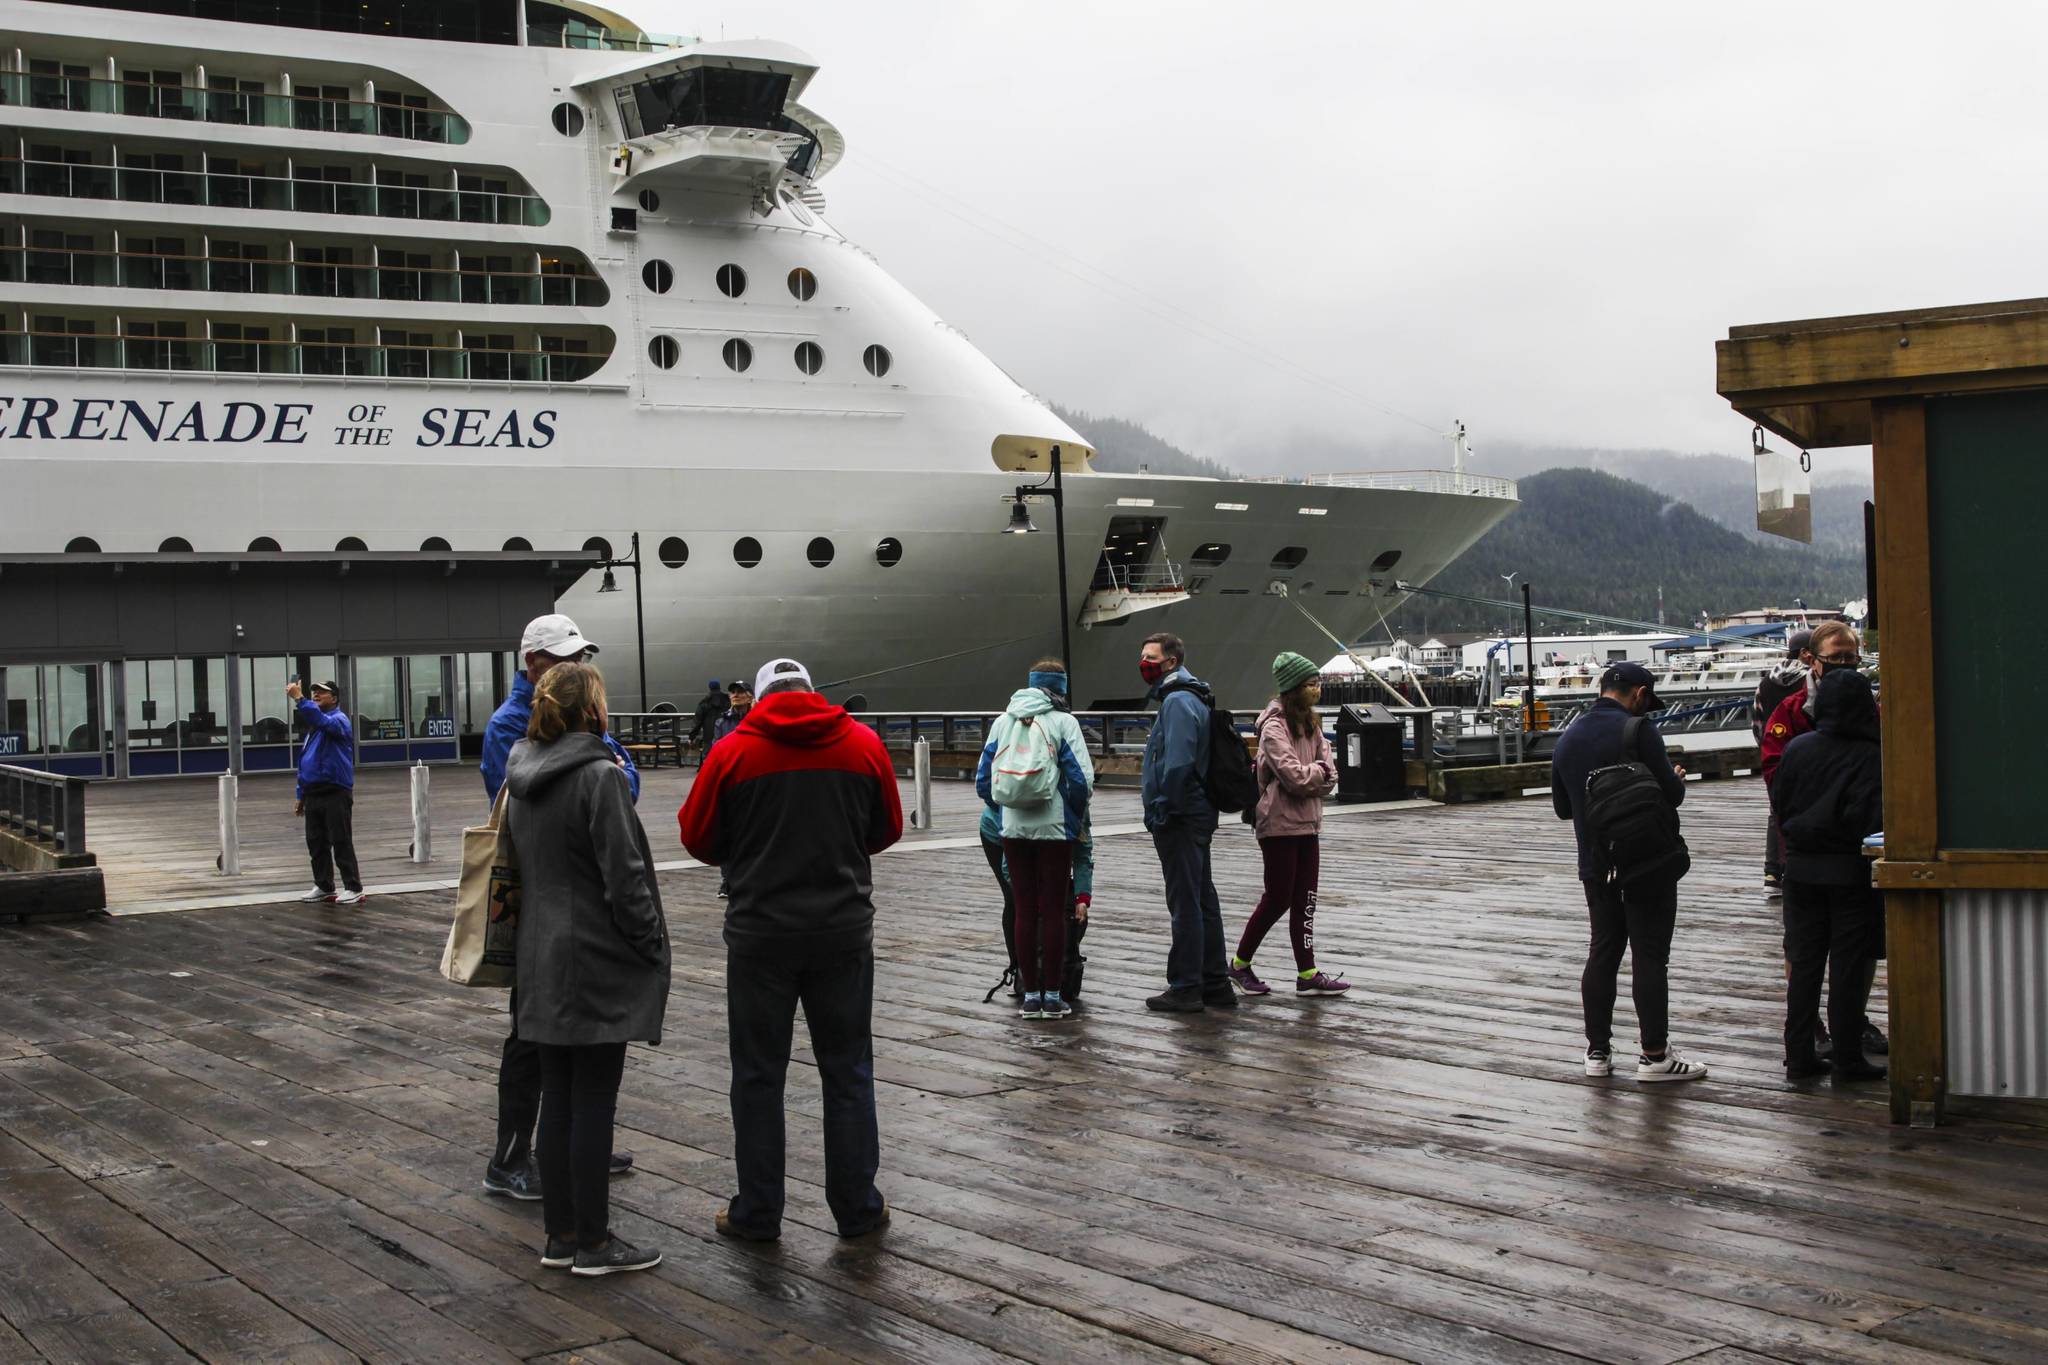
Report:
1253,698,1337,839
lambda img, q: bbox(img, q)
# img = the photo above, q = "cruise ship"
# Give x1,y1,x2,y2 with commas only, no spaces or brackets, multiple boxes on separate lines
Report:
0,0,1517,771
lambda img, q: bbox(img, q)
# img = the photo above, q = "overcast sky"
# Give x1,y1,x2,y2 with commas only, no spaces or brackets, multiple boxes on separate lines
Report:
638,1,2033,478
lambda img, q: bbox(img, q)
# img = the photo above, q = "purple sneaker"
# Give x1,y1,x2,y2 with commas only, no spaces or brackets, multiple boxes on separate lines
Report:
1297,971,1352,996
1227,963,1270,996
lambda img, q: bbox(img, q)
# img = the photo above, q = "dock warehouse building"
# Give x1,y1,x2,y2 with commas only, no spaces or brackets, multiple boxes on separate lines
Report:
0,549,594,780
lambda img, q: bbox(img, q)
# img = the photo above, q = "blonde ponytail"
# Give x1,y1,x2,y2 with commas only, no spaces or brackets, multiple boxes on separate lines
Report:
528,661,607,743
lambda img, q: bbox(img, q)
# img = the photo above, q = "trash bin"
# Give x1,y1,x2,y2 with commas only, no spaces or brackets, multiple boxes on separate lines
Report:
1334,703,1406,803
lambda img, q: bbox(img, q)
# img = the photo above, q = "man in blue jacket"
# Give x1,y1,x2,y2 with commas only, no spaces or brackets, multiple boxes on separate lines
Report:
477,612,637,1200
1549,662,1705,1083
1139,632,1234,1014
293,678,363,905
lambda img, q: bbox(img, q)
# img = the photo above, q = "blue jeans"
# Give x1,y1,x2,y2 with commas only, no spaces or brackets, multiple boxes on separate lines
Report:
725,942,886,1237
1153,822,1228,993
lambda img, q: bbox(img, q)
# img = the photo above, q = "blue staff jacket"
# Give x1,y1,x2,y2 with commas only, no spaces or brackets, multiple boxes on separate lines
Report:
295,700,354,799
480,672,640,805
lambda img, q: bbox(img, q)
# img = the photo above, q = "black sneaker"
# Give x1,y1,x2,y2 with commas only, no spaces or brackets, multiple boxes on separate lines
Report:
1861,1020,1889,1056
571,1236,663,1277
717,880,729,899
1202,987,1239,1011
540,1235,576,1269
1785,1054,1832,1081
1145,987,1205,1013
715,1208,780,1243
838,1199,890,1239
608,1151,634,1177
1834,1057,1888,1083
483,1158,542,1201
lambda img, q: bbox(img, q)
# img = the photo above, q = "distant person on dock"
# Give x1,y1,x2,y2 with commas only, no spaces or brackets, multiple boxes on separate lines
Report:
479,613,637,1205
678,657,901,1243
1549,662,1707,1083
1769,667,1887,1083
975,659,1095,1020
1759,621,1886,1061
1139,632,1237,1014
1229,652,1349,999
501,662,670,1277
689,680,730,757
291,678,363,906
1753,628,1813,895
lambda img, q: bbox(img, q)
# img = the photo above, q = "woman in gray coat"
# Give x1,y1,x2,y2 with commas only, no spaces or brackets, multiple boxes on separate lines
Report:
503,662,671,1277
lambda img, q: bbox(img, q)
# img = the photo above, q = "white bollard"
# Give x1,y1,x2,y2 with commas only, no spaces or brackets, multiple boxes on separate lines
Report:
218,773,240,877
411,761,432,864
911,736,933,830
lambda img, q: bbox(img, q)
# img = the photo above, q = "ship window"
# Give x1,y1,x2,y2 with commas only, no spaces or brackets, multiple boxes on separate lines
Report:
503,536,532,551
1271,546,1308,570
863,344,892,378
875,536,903,568
733,536,763,568
420,536,451,551
583,536,613,560
551,103,583,137
788,267,817,301
159,537,192,553
249,537,282,552
648,335,679,369
642,259,673,294
722,338,753,372
716,263,747,298
807,537,835,568
638,189,660,213
336,536,368,552
794,341,823,375
1370,549,1403,572
1191,543,1231,565
65,537,100,553
658,536,688,568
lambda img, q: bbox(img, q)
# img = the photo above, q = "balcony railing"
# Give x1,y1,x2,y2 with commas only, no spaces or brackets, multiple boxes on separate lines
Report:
0,241,605,306
0,328,608,382
0,71,470,144
527,24,691,52
1246,470,1521,499
0,155,550,226
1089,559,1187,594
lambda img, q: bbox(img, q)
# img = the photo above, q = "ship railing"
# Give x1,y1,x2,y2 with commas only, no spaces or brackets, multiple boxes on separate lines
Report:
0,155,550,227
1087,559,1186,595
851,711,1171,762
1243,470,1520,499
0,239,604,307
0,70,470,145
0,327,610,383
529,24,693,52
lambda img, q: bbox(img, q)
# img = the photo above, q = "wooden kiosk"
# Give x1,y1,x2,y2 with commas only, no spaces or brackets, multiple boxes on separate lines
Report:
1718,299,2048,1125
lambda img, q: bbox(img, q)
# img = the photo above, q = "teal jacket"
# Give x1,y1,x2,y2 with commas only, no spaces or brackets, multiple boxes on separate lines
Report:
976,687,1095,843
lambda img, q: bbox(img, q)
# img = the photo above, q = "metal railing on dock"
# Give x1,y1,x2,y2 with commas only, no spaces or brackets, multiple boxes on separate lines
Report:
0,763,88,861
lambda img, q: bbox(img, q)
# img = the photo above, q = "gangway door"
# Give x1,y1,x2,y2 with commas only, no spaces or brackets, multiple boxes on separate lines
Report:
1081,515,1189,627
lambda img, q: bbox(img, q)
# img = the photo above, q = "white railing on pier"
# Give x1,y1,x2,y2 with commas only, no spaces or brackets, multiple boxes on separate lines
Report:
1246,470,1520,499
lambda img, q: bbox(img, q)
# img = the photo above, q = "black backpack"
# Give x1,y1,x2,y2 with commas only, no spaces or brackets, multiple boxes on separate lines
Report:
1159,680,1258,815
1582,716,1691,885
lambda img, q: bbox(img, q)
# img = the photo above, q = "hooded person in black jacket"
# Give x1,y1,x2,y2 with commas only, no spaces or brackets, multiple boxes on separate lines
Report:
1770,667,1886,1083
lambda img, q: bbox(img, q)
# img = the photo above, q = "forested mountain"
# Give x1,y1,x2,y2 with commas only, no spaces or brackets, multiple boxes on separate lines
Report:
1052,406,1237,479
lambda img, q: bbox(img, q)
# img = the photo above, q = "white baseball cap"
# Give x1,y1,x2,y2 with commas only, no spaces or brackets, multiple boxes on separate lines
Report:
520,613,598,660
754,657,812,697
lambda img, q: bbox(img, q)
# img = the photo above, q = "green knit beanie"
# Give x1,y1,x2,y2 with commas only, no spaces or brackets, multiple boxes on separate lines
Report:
1272,651,1320,694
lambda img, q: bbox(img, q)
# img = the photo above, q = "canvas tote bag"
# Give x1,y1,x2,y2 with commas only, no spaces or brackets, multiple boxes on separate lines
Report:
440,789,521,987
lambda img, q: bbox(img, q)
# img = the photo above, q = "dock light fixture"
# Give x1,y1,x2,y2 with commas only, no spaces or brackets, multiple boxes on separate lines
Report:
1004,498,1038,534
593,533,647,710
598,568,620,592
1001,445,1075,699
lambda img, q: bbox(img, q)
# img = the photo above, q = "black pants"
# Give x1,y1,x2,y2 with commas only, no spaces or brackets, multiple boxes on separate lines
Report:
302,787,361,893
1783,880,1880,1064
495,995,541,1168
1153,821,1228,994
725,942,885,1237
1764,814,1783,881
983,836,1018,976
1581,878,1679,1055
536,1042,626,1247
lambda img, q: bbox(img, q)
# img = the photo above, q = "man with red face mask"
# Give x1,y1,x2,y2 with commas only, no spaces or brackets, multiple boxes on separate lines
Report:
1139,632,1235,1013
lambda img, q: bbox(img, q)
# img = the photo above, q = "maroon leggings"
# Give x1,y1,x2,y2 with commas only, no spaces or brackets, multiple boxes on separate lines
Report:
1237,835,1320,972
1003,838,1073,994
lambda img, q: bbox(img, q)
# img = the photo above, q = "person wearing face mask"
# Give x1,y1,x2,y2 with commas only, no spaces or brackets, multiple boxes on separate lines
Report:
1758,620,1887,1060
1138,632,1235,1013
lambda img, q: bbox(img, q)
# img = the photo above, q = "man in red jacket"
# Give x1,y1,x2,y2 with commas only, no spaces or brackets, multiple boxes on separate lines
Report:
678,657,903,1244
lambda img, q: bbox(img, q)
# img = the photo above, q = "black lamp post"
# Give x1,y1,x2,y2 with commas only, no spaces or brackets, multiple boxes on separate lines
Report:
595,531,647,711
1005,443,1075,701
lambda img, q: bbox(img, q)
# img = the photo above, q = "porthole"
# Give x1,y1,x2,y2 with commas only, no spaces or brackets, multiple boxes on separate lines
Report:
658,536,688,568
733,536,763,568
716,263,747,298
1191,542,1231,565
1270,546,1308,570
248,537,282,552
583,536,613,560
787,267,817,301
807,536,835,568
648,335,679,369
1370,549,1403,572
65,536,100,553
637,189,660,213
336,536,368,552
794,341,823,375
503,536,532,551
875,536,903,568
551,102,583,137
159,536,192,553
722,337,753,372
420,536,450,552
642,259,673,294
863,344,892,378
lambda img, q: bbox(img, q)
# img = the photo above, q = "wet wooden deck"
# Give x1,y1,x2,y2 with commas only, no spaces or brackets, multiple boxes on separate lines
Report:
2,780,2045,1363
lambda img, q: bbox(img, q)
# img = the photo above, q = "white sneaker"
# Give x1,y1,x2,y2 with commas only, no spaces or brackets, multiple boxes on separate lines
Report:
1637,1048,1708,1083
297,887,334,902
332,889,367,905
1584,1049,1613,1077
